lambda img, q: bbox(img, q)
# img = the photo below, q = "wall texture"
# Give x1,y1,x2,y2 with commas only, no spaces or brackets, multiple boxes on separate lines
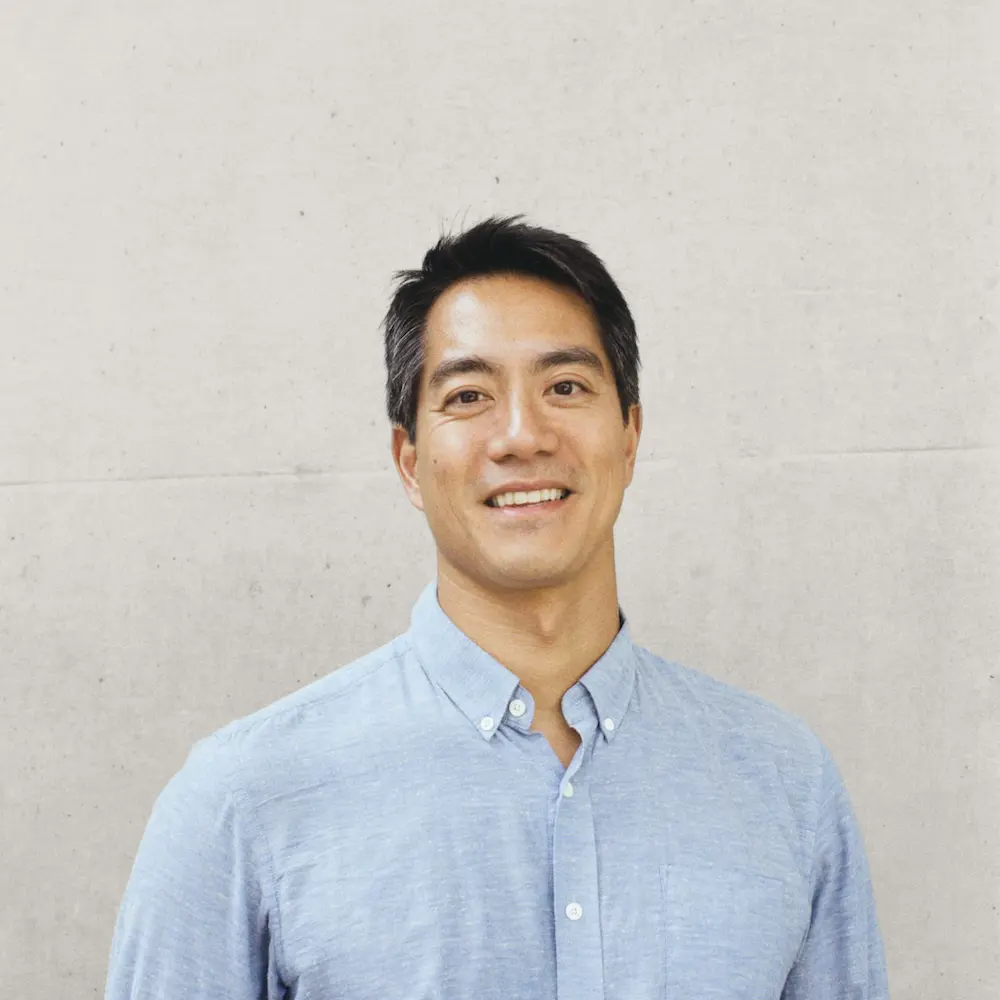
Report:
1,2,997,996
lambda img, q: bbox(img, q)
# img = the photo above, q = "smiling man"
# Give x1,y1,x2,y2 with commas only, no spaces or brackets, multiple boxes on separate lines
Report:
390,258,641,771
104,216,890,999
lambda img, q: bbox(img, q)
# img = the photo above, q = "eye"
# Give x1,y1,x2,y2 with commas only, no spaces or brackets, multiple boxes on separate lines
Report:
552,380,588,396
444,381,589,407
446,389,485,407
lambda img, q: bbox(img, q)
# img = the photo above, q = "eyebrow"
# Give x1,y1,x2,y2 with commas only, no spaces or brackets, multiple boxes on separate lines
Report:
426,346,608,394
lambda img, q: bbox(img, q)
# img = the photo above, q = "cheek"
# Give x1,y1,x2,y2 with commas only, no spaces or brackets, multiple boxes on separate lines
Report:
581,428,626,472
419,456,472,519
428,422,476,461
420,431,465,480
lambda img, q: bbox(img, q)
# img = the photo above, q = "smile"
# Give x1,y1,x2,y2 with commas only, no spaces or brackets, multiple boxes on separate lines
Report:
483,492,574,517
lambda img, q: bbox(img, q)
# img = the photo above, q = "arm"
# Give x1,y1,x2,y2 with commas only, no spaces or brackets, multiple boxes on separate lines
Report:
781,742,890,999
104,736,284,999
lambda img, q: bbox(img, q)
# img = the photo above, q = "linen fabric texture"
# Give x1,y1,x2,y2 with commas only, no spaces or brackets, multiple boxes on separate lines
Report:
105,578,890,999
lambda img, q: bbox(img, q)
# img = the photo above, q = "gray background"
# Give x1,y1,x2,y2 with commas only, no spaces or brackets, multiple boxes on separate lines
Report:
2,2,997,996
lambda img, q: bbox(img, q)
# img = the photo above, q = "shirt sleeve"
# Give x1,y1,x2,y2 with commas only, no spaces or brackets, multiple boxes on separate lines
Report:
781,741,891,999
104,736,285,1000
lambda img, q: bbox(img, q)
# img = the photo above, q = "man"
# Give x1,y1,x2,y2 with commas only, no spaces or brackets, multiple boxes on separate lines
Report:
105,215,890,998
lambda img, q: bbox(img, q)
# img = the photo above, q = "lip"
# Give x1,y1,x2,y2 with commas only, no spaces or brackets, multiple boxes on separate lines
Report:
483,491,575,518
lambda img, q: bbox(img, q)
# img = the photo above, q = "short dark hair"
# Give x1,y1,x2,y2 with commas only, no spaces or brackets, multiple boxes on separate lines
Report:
382,214,641,445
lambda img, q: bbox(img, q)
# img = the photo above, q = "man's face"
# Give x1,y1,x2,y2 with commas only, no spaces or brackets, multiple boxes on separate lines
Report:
392,272,642,594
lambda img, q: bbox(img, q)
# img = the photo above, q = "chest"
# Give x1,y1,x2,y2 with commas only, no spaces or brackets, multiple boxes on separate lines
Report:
531,714,583,768
267,731,810,1000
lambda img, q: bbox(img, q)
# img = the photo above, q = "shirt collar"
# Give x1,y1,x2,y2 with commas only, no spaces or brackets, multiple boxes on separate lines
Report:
407,578,638,746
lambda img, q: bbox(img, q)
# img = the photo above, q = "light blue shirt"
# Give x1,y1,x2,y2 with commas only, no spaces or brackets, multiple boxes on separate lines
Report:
105,578,890,999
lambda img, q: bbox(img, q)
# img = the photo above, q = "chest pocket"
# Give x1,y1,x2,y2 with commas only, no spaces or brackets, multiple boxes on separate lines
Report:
659,860,805,999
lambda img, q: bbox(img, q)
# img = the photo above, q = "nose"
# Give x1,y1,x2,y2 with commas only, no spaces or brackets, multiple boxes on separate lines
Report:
485,392,559,461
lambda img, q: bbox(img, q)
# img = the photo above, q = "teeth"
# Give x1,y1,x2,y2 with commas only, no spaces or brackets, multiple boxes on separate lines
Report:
489,488,568,508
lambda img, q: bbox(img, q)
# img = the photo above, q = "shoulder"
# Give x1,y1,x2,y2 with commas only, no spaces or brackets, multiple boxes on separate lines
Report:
180,635,410,792
634,644,826,788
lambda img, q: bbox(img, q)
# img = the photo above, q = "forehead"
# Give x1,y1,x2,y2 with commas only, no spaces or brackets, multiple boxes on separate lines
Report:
423,273,601,359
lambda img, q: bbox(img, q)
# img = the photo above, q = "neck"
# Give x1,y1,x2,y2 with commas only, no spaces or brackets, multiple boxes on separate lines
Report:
436,554,623,715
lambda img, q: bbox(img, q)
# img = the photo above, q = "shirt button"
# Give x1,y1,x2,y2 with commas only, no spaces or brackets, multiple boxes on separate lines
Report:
565,902,583,920
479,716,495,732
562,781,574,798
602,717,615,732
508,699,526,718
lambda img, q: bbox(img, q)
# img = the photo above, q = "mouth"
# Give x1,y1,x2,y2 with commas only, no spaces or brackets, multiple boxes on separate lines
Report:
483,489,574,518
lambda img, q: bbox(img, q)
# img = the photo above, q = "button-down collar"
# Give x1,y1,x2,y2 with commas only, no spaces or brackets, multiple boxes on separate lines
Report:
408,578,638,744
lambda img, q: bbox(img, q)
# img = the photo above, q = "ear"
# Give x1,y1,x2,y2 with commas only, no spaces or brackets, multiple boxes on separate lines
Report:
623,404,642,488
391,425,425,512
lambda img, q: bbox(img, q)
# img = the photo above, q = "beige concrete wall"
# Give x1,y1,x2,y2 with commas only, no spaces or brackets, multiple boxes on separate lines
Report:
2,2,996,995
